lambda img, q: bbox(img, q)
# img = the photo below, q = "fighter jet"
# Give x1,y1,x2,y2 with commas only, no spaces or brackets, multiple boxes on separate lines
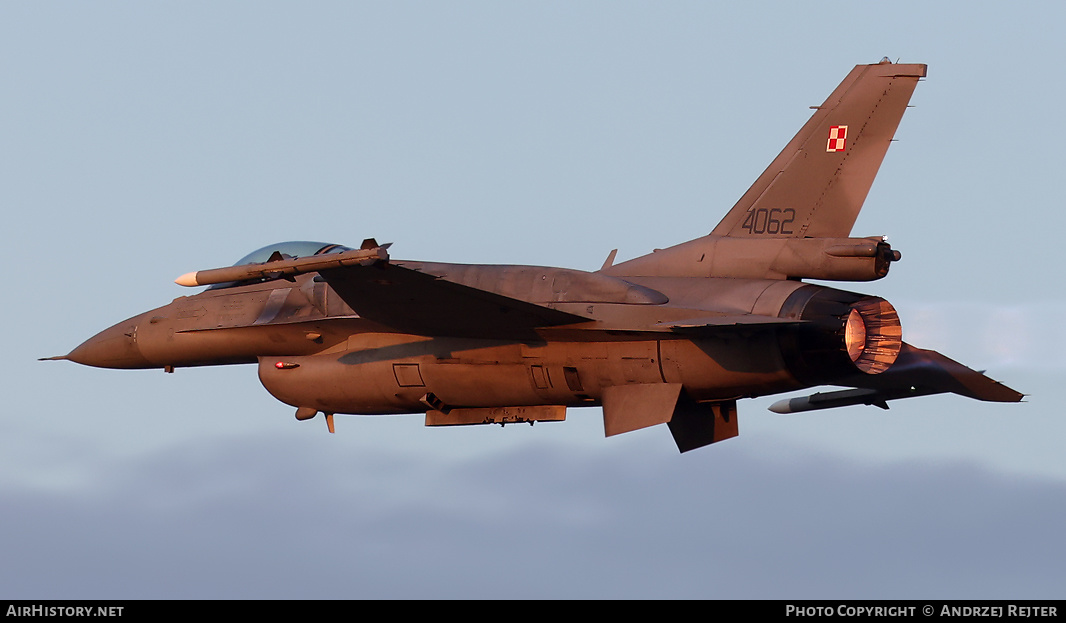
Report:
48,59,1022,452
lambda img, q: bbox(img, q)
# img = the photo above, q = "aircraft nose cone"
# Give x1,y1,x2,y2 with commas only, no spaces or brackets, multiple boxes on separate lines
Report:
66,318,152,369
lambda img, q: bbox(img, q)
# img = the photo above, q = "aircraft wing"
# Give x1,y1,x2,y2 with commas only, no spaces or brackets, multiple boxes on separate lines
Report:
317,262,590,338
769,343,1023,413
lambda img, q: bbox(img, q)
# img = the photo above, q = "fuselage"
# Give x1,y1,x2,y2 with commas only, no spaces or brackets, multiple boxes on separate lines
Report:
66,260,895,416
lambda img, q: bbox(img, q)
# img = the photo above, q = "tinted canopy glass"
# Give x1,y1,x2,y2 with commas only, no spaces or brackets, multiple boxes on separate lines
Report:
230,241,352,266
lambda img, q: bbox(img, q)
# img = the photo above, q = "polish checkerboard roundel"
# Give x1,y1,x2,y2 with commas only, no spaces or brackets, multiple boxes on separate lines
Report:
827,125,848,152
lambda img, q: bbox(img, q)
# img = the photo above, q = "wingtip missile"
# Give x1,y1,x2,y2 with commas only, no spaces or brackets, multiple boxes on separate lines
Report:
174,244,391,288
175,272,201,287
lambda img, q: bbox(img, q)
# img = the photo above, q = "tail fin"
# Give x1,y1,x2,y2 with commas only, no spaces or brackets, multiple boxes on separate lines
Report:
712,59,926,239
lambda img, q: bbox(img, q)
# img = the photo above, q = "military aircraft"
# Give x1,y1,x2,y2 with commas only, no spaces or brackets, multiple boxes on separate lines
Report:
48,59,1022,452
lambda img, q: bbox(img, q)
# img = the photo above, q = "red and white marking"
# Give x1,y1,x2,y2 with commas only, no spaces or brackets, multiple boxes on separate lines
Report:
826,125,848,152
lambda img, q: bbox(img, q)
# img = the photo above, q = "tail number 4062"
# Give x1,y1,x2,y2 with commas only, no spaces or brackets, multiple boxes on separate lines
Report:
742,208,796,235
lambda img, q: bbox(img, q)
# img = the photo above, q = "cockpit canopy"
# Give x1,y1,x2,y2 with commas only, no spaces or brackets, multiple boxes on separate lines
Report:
207,241,353,290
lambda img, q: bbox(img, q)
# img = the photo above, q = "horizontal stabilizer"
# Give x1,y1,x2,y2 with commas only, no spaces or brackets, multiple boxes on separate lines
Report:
318,262,590,338
846,343,1023,402
769,343,1023,413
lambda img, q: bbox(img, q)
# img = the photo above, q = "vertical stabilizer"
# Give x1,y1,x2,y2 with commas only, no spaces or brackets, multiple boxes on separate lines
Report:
711,60,926,239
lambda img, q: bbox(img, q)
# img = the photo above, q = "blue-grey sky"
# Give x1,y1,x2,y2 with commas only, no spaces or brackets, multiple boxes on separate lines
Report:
3,1,1064,598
